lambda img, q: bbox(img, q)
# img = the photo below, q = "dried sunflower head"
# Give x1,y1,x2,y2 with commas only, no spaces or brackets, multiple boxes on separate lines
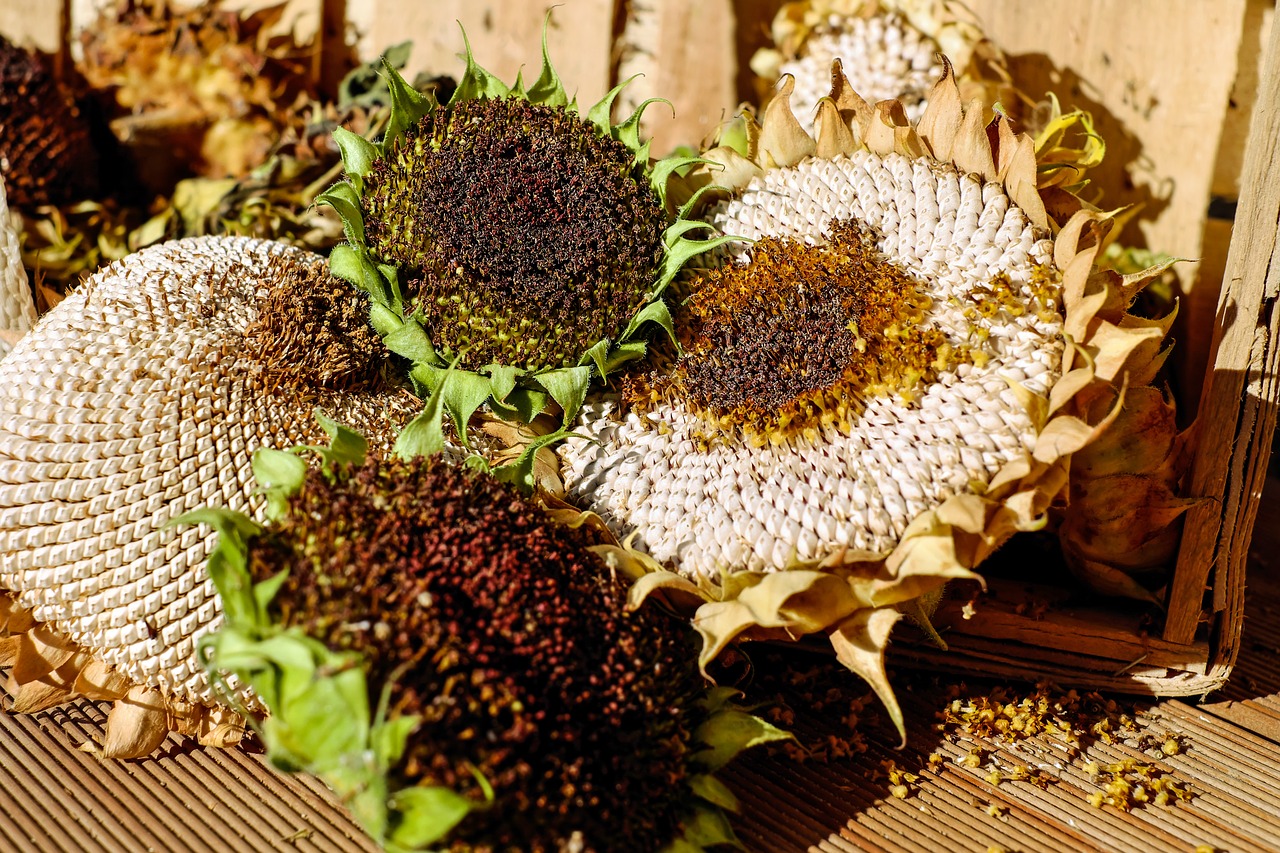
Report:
559,64,1177,737
321,23,726,435
77,0,318,190
750,0,1011,131
0,180,35,358
748,3,1109,223
195,436,785,852
0,236,421,756
0,34,101,208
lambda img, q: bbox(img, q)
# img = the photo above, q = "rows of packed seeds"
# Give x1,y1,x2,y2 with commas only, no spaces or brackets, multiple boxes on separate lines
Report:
0,1,1187,850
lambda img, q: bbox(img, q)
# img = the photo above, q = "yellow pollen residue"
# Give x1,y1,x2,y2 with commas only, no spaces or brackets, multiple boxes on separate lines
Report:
626,220,982,443
961,268,1060,338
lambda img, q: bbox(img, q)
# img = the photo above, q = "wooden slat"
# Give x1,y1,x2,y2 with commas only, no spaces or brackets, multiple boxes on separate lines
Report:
0,0,65,64
345,0,614,107
1209,0,1276,202
964,0,1248,407
0,0,63,49
0,689,377,853
614,0,738,155
890,580,1226,697
1167,13,1280,644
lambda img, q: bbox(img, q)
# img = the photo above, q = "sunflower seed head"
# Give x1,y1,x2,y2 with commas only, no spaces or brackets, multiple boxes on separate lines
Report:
750,1,1004,135
782,12,945,131
565,148,1060,577
0,180,34,357
250,455,713,851
0,236,418,708
363,96,667,374
0,35,100,208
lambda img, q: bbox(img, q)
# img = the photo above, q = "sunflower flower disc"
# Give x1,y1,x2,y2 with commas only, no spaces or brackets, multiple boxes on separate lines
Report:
197,447,786,852
560,65,1176,733
751,0,1006,132
322,24,725,438
0,236,420,756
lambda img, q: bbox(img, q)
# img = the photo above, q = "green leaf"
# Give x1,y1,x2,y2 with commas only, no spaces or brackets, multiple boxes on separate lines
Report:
338,41,413,109
382,316,440,366
277,666,371,768
329,244,396,309
408,362,446,393
327,242,365,287
311,409,369,469
692,709,793,772
485,364,521,403
382,57,434,151
369,301,406,339
170,507,262,549
252,570,291,620
649,154,706,210
252,447,308,521
487,386,548,423
450,24,511,104
332,127,378,190
657,227,738,291
205,629,283,704
581,338,611,380
534,365,592,425
387,785,476,848
677,181,727,222
492,427,570,494
462,454,493,474
583,74,640,135
697,686,742,714
617,97,671,163
376,263,406,309
677,805,742,850
601,340,650,375
688,774,739,812
371,714,420,769
394,379,448,461
441,370,493,447
525,11,568,107
328,766,391,843
170,507,262,630
619,298,676,347
219,633,317,687
316,181,365,245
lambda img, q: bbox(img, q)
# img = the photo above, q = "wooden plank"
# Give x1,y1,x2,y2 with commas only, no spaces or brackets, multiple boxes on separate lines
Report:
1210,0,1276,202
0,0,65,58
964,0,1247,408
345,0,614,108
901,578,1211,677
1167,13,1280,644
615,0,739,155
1185,0,1274,415
0,687,377,853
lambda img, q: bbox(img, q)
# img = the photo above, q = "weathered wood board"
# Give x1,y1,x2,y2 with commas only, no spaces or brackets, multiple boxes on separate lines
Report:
344,0,614,107
1167,10,1280,644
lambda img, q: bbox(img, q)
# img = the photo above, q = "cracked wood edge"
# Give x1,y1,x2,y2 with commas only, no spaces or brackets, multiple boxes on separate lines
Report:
1166,14,1280,646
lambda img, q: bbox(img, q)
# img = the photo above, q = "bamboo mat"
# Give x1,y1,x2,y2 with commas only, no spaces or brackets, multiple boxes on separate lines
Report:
3,487,1280,852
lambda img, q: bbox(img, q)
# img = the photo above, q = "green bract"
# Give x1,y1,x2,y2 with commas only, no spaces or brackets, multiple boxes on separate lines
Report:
181,403,788,852
320,22,730,436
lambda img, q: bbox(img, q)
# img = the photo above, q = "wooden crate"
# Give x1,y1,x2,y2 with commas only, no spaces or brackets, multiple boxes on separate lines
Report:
2,0,1276,698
